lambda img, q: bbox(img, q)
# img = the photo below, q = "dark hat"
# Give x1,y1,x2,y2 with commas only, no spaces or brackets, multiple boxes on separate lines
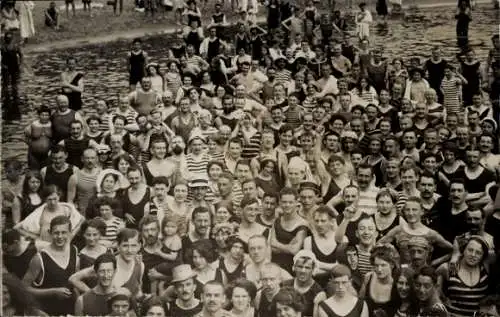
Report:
299,181,320,194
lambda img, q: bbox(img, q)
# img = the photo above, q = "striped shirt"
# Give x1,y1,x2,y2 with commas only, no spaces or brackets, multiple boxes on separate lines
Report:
101,217,125,245
185,153,210,179
275,69,292,85
445,266,489,317
238,131,262,160
110,107,138,126
358,186,379,215
356,245,373,277
441,77,462,114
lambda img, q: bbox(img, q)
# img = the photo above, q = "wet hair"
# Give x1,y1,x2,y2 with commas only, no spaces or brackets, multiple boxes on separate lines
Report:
414,266,438,284
376,188,397,203
37,105,51,115
22,170,44,196
226,278,258,302
272,287,305,313
138,215,160,233
191,206,211,221
49,215,72,232
96,196,118,210
141,297,166,317
459,236,489,262
113,153,138,171
330,264,352,279
94,253,117,272
81,218,106,236
280,187,298,199
116,228,140,245
42,184,62,200
186,239,218,264
152,176,170,188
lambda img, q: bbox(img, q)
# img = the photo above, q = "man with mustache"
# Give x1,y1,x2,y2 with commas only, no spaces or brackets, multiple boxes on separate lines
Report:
166,264,203,317
451,209,495,263
195,280,232,317
418,172,441,230
281,250,327,317
434,179,472,243
74,253,118,316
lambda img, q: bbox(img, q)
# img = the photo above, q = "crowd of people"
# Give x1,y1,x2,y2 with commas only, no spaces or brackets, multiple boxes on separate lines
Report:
2,0,500,316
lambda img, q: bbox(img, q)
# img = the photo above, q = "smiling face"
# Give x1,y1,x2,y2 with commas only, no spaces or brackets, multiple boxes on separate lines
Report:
96,261,116,288
463,240,484,267
51,223,70,248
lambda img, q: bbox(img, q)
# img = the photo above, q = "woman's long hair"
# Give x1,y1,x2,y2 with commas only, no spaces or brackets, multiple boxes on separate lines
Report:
22,169,44,197
3,272,43,315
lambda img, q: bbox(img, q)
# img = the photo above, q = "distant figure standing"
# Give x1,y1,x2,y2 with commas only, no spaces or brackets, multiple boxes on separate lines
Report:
61,56,84,111
44,1,59,30
1,30,22,121
65,0,76,17
356,3,372,40
19,1,35,44
455,0,472,51
376,0,388,24
128,38,148,92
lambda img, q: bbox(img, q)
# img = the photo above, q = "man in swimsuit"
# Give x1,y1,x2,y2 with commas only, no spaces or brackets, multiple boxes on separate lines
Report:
164,264,203,317
281,250,327,317
2,229,37,279
74,253,118,316
23,216,79,316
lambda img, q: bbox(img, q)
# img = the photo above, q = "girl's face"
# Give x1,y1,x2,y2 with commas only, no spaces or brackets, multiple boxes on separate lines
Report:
189,90,199,101
183,77,192,86
146,305,166,317
232,287,251,312
393,60,402,69
481,122,494,134
99,205,114,220
174,185,188,201
463,240,484,267
439,128,450,142
369,140,382,154
401,101,413,113
208,164,223,180
373,257,393,280
377,195,394,215
230,242,245,260
163,221,178,237
46,192,60,208
110,300,130,316
380,121,391,135
214,228,230,248
360,79,368,88
396,275,411,299
263,162,275,176
39,112,51,123
102,175,117,193
28,176,41,192
113,119,125,131
84,226,101,247
88,120,99,133
169,63,179,72
443,150,456,163
352,109,362,119
215,208,231,224
117,159,130,174
192,250,208,269
216,87,225,98
333,120,344,132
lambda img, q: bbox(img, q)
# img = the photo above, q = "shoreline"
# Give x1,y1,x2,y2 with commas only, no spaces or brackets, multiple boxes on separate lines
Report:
23,0,494,54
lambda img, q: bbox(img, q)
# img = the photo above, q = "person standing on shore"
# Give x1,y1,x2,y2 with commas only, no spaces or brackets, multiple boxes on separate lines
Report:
1,30,22,121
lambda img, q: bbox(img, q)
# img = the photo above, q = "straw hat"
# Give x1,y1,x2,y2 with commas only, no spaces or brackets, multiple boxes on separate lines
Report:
171,264,197,283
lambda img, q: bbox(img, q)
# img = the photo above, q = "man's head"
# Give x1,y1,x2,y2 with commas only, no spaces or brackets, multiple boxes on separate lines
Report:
117,229,141,262
202,281,226,313
449,179,467,205
330,264,352,298
466,209,484,234
139,215,160,246
191,207,211,237
50,145,68,169
419,172,437,200
94,253,117,288
248,235,268,264
408,236,432,269
2,229,22,255
414,266,438,303
293,250,316,283
355,215,377,246
260,262,282,296
49,216,72,248
356,164,373,190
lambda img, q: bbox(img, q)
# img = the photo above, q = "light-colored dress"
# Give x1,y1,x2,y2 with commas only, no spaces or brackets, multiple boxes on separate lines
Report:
356,10,373,39
19,2,35,39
